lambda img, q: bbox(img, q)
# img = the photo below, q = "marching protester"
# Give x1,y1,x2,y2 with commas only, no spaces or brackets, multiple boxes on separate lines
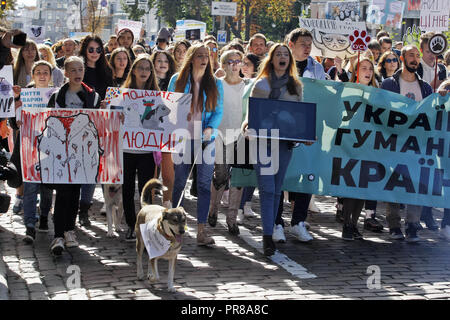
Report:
245,43,305,256
46,56,102,255
381,45,434,242
247,33,267,58
173,40,191,71
205,40,220,72
169,43,224,246
37,44,65,87
117,28,136,62
376,50,401,82
121,54,159,241
417,32,447,91
207,49,246,236
110,47,131,87
151,50,177,208
20,61,55,243
56,38,77,69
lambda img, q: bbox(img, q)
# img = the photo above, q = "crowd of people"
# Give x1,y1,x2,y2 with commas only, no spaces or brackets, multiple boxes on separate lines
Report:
0,25,449,257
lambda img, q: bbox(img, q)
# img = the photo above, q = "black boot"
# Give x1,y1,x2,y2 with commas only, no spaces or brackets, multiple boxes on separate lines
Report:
263,235,276,256
78,202,91,227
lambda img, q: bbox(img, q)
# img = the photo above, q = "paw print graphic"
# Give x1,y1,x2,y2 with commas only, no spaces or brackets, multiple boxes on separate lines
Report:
402,25,422,47
429,34,447,55
349,30,371,51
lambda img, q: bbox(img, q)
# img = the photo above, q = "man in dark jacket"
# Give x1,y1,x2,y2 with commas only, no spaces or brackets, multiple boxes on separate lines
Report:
381,45,433,242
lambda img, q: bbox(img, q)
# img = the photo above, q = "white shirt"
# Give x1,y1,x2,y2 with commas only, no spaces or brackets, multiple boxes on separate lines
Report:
64,90,84,109
399,77,423,102
420,58,435,85
217,79,245,145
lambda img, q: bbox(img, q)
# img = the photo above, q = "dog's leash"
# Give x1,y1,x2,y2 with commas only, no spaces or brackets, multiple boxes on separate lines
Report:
175,143,204,209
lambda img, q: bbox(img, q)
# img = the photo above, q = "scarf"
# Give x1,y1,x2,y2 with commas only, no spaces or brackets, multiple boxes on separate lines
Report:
269,71,289,100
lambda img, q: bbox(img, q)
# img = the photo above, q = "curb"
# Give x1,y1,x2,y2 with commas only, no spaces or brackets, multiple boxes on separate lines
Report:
0,253,9,300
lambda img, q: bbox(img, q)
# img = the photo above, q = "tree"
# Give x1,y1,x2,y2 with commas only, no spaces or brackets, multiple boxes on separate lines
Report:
86,0,108,34
121,0,147,21
0,0,18,24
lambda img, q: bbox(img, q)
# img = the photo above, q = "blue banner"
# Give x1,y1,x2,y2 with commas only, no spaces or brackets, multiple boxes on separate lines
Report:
231,78,450,208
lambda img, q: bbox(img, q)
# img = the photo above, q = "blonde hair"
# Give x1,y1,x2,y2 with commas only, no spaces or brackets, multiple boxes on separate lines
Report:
38,44,57,68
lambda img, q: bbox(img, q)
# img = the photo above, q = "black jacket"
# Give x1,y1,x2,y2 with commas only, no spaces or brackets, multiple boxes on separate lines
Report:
48,82,101,109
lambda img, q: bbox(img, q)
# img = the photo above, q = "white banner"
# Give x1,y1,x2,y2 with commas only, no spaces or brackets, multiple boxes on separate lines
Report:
420,0,449,32
174,20,207,42
0,66,16,118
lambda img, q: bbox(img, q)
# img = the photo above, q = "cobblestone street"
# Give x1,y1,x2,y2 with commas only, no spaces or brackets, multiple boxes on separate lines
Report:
1,183,450,301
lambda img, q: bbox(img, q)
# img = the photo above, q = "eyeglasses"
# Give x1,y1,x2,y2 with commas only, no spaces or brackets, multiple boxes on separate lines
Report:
385,58,398,63
88,47,102,54
227,59,242,66
209,47,218,53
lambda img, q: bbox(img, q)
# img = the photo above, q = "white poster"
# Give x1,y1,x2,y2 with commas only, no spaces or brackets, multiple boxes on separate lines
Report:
0,66,16,118
26,26,46,42
298,18,367,58
105,87,192,153
420,0,449,32
174,20,207,42
326,1,361,21
117,19,143,41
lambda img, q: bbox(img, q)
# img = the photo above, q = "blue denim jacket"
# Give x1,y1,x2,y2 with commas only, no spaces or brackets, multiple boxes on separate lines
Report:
168,73,224,141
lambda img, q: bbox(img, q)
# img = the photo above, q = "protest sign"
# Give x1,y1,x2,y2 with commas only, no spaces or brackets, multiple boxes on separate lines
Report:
21,108,123,185
298,18,366,58
17,88,58,122
26,26,46,42
231,78,450,209
420,0,449,32
326,1,361,21
367,0,405,29
105,87,191,153
0,66,16,118
117,19,143,41
408,0,421,11
174,20,207,42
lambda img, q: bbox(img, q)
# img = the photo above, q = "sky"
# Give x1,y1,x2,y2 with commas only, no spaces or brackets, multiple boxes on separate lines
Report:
18,0,37,6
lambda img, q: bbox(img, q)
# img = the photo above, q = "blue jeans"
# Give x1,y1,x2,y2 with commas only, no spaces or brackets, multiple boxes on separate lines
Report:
172,140,215,224
240,187,255,209
254,140,293,236
422,206,450,227
23,182,53,228
80,184,96,206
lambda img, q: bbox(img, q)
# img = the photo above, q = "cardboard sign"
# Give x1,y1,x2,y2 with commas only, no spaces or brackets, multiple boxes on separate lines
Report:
174,20,207,42
26,26,46,42
105,87,191,153
17,88,58,122
117,19,143,41
326,1,361,21
349,30,371,51
298,18,366,58
428,33,448,55
21,108,123,184
0,66,16,118
367,0,405,29
420,0,449,32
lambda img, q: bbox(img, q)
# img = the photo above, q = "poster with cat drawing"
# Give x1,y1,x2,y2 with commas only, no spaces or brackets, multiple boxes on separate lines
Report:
298,18,367,58
326,1,361,22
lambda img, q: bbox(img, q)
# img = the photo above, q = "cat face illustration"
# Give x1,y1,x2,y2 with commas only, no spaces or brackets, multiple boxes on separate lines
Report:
31,27,42,38
319,31,350,51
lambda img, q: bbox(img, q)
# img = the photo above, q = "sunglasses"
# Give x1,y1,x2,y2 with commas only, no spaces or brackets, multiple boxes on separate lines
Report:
227,59,242,66
385,58,398,63
88,47,102,54
209,47,218,53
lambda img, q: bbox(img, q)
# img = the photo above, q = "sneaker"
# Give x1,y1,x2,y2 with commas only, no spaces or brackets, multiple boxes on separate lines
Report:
37,216,49,233
237,209,245,225
50,237,65,256
272,224,286,243
291,222,313,242
304,221,311,230
12,195,23,214
364,217,383,232
352,225,363,240
243,202,257,218
439,225,450,241
64,230,79,247
125,227,136,242
389,228,405,240
23,227,35,244
342,224,353,241
405,224,420,243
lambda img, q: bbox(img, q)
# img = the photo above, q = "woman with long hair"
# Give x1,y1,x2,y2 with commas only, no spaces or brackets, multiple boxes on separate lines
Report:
168,43,224,246
37,44,65,87
376,50,400,82
173,40,191,71
244,43,304,256
342,57,379,241
117,28,136,62
109,47,131,87
205,40,220,72
13,39,39,87
121,54,159,241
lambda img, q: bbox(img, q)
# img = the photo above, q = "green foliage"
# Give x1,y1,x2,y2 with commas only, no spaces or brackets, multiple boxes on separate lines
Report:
121,0,147,21
0,0,18,22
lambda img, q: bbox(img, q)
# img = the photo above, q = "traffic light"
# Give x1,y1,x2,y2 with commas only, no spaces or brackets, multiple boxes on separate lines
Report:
1,1,6,11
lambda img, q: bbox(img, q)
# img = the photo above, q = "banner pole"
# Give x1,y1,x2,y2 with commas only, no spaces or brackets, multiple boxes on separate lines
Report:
433,56,438,93
357,51,360,84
